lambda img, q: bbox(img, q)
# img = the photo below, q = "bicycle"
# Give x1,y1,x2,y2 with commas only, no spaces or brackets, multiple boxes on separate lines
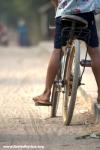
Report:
50,15,91,125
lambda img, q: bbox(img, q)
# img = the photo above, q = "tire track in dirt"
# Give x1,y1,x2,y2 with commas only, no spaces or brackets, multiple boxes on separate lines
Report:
0,46,100,150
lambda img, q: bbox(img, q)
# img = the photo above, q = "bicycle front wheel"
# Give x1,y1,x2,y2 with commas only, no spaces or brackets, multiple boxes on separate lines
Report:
62,40,80,125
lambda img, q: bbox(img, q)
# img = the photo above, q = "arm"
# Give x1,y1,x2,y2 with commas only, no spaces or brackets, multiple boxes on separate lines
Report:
51,0,58,8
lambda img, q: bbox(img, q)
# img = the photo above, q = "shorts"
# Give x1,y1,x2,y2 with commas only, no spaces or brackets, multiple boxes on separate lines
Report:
54,11,99,49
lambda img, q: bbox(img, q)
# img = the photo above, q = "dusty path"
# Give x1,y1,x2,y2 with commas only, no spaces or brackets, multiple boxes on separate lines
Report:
0,45,100,150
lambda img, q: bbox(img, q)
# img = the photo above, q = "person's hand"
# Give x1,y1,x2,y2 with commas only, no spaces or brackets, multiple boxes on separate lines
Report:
51,0,58,8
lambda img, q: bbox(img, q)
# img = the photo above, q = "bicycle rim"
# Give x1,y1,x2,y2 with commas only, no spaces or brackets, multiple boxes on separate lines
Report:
62,40,80,125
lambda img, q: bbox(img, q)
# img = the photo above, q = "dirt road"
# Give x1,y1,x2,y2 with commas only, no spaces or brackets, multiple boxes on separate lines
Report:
0,45,100,150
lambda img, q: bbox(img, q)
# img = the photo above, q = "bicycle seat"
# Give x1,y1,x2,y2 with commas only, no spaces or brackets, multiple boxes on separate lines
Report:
61,15,88,29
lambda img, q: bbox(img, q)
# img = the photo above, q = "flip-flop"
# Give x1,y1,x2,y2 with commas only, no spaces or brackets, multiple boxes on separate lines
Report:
33,96,51,103
35,100,52,106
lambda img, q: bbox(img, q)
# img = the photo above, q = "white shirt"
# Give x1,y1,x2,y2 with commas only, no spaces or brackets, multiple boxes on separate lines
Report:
56,0,95,18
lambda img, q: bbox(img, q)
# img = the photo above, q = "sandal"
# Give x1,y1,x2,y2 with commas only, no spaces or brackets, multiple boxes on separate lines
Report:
35,101,52,106
33,96,52,106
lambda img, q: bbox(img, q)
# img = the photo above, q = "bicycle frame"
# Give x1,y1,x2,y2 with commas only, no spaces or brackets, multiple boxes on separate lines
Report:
51,20,91,125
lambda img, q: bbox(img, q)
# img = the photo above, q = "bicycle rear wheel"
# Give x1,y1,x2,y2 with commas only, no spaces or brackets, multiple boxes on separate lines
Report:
62,40,80,125
50,78,60,117
50,48,69,118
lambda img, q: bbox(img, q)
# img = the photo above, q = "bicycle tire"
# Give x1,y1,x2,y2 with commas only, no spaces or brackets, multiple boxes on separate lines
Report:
50,81,60,117
62,40,80,125
50,48,69,118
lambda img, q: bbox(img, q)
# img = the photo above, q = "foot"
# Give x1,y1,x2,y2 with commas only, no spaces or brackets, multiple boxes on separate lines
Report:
32,90,51,104
33,95,52,106
33,95,50,103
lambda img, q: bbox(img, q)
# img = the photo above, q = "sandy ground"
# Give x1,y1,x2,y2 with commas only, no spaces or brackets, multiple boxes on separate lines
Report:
0,45,100,150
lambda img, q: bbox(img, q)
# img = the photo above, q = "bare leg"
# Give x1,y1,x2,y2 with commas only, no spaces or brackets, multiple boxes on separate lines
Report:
33,48,61,102
87,46,100,103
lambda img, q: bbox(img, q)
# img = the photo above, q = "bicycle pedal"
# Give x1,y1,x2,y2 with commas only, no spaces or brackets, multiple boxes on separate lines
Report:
80,59,91,67
81,83,85,85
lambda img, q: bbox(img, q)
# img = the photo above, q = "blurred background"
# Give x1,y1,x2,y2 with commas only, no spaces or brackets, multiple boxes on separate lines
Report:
0,0,56,47
0,0,100,47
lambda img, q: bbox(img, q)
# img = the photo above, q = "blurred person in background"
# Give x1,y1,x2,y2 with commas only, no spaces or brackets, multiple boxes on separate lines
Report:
17,19,29,46
0,23,9,46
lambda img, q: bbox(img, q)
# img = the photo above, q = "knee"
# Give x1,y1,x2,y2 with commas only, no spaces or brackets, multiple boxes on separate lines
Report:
88,46,100,60
51,48,61,57
53,48,61,53
87,47,100,67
